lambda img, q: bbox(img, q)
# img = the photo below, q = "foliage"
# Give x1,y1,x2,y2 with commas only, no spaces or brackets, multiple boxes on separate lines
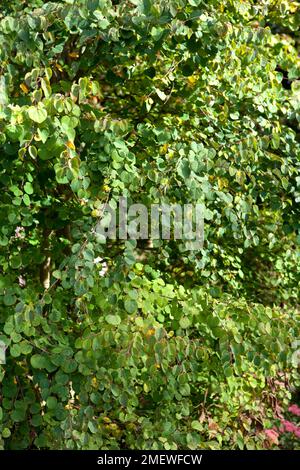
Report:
0,0,300,450
1,276,300,449
265,403,300,449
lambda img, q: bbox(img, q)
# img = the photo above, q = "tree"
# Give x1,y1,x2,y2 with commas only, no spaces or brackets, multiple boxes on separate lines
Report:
0,0,300,450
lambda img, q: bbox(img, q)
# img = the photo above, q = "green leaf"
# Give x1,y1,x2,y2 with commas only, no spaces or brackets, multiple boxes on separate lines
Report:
10,344,21,357
124,299,138,314
3,293,16,306
28,105,47,123
28,145,38,159
30,354,48,369
10,255,22,269
191,420,202,431
2,428,11,438
24,182,33,195
179,317,191,328
52,270,61,279
23,194,30,206
177,159,191,178
46,397,58,410
105,314,121,326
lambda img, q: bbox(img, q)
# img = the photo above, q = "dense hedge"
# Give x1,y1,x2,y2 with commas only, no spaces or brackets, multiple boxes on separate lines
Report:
0,0,300,450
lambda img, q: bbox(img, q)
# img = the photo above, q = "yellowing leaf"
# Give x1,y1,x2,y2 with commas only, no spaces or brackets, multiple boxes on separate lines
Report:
289,2,299,13
66,141,75,150
91,209,101,217
235,171,246,185
91,377,98,388
160,144,168,154
145,328,155,337
217,177,228,190
187,75,197,86
20,83,29,94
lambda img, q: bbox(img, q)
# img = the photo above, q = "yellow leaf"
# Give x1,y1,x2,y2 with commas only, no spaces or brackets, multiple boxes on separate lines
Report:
160,143,168,154
91,209,101,218
187,75,197,87
66,141,75,150
145,328,155,337
109,423,118,430
68,52,79,58
217,177,228,190
235,170,245,185
91,377,98,388
289,2,299,13
20,83,29,94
